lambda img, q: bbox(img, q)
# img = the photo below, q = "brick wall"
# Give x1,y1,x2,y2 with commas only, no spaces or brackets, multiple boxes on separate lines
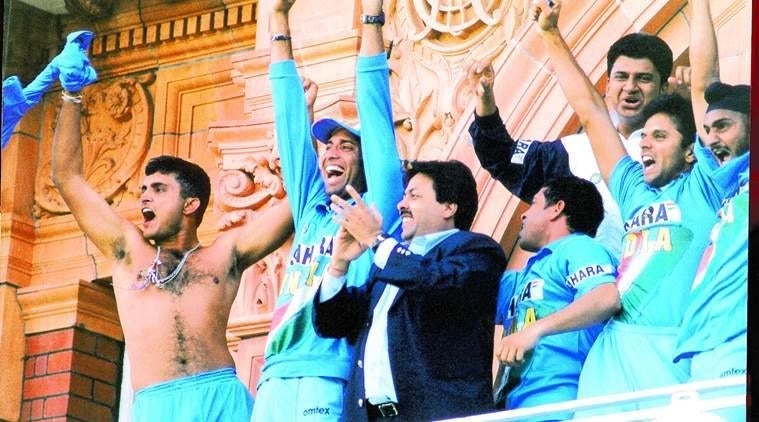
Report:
21,328,124,421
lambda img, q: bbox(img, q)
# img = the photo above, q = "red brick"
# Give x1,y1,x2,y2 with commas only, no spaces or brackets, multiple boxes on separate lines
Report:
43,395,68,418
72,351,118,382
47,350,74,374
34,355,48,376
93,380,117,406
20,400,32,420
23,373,71,399
68,394,114,422
95,337,123,362
32,398,44,418
73,329,97,354
24,356,35,377
70,373,94,399
26,329,74,355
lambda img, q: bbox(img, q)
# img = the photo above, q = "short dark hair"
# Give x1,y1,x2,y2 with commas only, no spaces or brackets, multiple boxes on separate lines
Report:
542,176,604,237
145,155,211,224
607,33,673,82
640,93,696,148
404,160,478,230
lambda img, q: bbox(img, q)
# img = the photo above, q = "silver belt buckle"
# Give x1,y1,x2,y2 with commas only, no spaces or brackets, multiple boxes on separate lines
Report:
377,402,399,418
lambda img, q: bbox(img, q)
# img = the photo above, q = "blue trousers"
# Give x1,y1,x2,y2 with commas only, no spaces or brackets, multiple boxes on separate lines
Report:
132,367,253,422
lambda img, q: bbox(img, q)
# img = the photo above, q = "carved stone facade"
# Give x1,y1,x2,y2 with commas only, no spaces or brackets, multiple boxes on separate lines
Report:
0,0,751,420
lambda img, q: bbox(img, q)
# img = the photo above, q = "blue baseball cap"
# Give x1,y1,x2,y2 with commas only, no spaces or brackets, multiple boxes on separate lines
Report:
311,118,361,143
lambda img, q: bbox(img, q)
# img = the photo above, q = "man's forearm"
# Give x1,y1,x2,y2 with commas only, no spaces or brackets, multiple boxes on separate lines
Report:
51,99,84,187
538,23,623,183
689,0,719,136
529,283,620,339
359,0,384,56
269,11,293,63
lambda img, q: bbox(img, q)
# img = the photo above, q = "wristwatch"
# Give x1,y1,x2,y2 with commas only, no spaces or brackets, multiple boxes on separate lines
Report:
369,232,390,251
361,12,385,25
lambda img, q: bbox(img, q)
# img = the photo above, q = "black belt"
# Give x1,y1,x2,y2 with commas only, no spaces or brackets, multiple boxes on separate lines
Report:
366,401,399,419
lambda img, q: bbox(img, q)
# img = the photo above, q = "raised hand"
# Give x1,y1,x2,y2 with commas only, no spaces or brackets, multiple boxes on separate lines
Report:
330,185,383,250
666,65,692,101
361,0,383,15
467,60,494,98
532,0,561,34
216,209,254,231
303,78,319,111
54,31,97,93
271,0,295,14
467,59,497,116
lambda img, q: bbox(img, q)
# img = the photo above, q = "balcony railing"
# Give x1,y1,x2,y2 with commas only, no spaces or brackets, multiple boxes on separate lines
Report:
440,376,746,421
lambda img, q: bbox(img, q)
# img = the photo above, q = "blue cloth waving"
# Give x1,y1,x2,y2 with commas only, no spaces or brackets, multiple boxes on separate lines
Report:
2,30,97,149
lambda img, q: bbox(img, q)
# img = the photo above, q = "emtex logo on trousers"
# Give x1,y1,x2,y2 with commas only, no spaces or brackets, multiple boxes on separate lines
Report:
303,407,331,417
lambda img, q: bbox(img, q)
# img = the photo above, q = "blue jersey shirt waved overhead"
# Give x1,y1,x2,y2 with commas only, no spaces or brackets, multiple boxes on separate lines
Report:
261,54,404,385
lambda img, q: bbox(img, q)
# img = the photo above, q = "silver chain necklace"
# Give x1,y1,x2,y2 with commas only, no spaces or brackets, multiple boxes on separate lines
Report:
135,243,201,289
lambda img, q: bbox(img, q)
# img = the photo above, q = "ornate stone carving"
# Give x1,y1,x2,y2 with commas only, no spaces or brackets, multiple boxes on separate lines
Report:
215,154,286,213
241,248,287,315
385,0,534,160
34,74,155,218
209,123,291,317
64,0,114,19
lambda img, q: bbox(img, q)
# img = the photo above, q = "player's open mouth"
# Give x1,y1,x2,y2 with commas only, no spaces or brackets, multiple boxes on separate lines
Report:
710,146,730,163
325,165,344,179
141,207,156,221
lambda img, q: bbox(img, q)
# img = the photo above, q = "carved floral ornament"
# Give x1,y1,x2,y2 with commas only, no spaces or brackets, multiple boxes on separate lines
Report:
35,74,155,218
384,0,534,160
64,0,114,19
215,153,286,213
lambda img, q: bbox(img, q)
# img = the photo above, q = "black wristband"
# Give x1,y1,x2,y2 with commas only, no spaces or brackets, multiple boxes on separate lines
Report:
361,12,385,25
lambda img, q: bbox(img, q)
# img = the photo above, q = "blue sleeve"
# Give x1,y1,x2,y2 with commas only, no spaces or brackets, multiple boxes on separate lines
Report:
561,237,619,299
688,152,748,209
496,271,516,325
356,54,405,233
2,76,28,148
694,136,719,172
269,60,326,226
609,156,653,216
470,111,571,202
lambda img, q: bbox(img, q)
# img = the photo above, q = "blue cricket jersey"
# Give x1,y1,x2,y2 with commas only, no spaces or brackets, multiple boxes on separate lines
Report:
260,54,404,384
675,166,749,360
496,234,618,415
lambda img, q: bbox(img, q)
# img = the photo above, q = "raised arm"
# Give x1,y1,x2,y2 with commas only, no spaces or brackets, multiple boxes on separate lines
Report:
219,200,295,271
356,0,405,231
467,58,572,202
688,0,720,140
52,96,138,260
534,1,625,184
269,0,294,63
268,0,323,221
468,59,497,118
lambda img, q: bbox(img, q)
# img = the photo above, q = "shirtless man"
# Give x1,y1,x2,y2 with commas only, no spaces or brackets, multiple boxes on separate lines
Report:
50,47,293,421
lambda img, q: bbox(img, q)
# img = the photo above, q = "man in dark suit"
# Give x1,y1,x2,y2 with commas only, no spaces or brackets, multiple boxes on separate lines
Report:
314,160,507,421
